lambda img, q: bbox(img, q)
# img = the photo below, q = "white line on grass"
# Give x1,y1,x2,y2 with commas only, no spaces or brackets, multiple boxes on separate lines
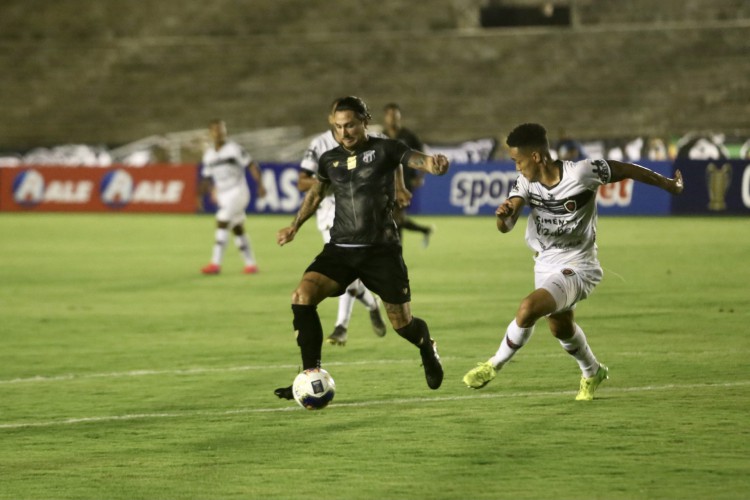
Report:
1,380,748,430
0,359,421,385
0,350,717,386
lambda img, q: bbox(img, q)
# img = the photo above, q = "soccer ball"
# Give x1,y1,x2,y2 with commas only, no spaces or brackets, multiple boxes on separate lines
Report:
292,368,336,411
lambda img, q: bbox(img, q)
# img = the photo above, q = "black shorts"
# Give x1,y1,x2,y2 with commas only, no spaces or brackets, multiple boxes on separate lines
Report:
305,244,411,304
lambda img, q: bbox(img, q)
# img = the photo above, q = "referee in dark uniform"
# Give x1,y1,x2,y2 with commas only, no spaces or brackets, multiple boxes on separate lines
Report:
275,96,450,399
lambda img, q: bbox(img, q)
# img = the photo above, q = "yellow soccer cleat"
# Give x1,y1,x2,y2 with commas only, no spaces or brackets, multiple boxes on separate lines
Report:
576,364,609,401
462,361,497,389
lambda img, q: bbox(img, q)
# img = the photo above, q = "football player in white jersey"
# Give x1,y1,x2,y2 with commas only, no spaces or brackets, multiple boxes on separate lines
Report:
463,123,683,400
297,99,390,344
200,119,266,275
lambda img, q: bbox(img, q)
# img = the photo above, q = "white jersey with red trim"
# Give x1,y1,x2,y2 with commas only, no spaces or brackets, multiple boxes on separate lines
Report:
508,159,612,267
201,141,251,194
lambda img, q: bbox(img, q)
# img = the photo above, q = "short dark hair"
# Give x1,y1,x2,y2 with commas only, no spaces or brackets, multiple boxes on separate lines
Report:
335,96,371,121
383,102,401,112
506,123,549,149
208,118,224,127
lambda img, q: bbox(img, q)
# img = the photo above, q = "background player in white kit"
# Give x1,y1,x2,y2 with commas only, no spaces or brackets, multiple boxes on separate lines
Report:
200,119,266,275
463,123,683,400
298,99,388,344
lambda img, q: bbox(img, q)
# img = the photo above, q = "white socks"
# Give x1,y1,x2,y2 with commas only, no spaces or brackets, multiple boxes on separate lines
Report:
558,325,599,378
351,280,378,311
487,319,599,378
211,228,228,265
212,229,256,268
335,280,378,328
234,234,256,266
489,319,535,369
336,292,356,328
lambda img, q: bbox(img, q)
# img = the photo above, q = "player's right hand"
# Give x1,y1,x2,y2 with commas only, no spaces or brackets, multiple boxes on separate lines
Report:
496,199,514,218
277,227,297,246
432,154,450,176
670,169,684,195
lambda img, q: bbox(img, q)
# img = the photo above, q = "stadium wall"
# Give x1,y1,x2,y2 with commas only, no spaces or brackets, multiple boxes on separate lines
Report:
4,161,749,215
0,1,748,149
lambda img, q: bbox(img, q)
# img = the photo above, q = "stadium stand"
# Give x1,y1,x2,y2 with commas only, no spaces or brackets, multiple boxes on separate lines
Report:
0,0,748,150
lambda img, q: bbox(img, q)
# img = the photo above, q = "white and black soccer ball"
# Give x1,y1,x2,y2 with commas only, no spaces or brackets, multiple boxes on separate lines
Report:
292,368,336,411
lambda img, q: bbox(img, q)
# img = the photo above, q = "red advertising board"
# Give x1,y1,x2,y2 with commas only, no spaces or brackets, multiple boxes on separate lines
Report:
0,165,198,213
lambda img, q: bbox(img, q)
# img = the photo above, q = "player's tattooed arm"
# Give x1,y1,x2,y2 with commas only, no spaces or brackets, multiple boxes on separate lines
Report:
496,197,525,233
608,160,684,195
406,152,450,176
277,179,327,246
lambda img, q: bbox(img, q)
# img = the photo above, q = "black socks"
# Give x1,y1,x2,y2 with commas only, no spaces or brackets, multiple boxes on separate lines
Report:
292,304,323,370
395,317,430,348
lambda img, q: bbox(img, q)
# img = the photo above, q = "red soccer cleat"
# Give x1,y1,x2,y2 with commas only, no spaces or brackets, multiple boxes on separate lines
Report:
201,263,221,275
243,264,259,274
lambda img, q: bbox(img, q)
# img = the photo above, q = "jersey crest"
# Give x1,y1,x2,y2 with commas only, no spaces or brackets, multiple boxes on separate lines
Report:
362,150,376,164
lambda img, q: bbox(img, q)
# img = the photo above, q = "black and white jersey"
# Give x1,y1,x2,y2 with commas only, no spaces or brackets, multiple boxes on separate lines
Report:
509,159,612,267
317,137,412,245
202,142,251,193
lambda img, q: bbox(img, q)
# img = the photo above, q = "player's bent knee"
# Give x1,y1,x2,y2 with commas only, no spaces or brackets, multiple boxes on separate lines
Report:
384,302,412,330
515,300,540,328
292,287,316,306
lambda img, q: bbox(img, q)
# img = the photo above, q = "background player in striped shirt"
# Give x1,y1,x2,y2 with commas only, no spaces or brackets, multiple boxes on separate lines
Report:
200,119,266,275
463,123,683,400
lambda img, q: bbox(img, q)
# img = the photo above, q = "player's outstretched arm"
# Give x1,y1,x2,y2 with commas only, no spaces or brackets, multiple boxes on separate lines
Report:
496,197,525,233
406,152,450,176
608,160,684,195
277,178,327,246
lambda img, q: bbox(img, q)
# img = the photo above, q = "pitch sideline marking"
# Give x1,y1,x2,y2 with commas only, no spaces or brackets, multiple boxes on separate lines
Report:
1,380,748,430
0,350,721,386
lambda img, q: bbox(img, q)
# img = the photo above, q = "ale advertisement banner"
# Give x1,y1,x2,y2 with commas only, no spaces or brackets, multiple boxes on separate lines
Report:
0,165,198,213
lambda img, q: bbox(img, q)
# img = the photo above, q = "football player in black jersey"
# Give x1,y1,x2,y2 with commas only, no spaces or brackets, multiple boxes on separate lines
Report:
275,96,449,399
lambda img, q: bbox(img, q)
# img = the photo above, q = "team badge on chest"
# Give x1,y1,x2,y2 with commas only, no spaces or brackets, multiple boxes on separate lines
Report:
362,150,376,164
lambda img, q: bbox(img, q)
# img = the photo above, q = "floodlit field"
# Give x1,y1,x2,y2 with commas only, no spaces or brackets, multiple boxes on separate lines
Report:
1,213,748,499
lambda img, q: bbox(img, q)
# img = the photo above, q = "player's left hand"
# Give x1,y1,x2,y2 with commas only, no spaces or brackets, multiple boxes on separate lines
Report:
432,155,450,176
257,184,267,198
670,169,684,195
396,187,412,208
277,226,297,246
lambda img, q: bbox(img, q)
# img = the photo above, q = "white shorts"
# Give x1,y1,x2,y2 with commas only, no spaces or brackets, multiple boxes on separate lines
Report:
316,196,335,234
535,264,603,314
216,186,250,226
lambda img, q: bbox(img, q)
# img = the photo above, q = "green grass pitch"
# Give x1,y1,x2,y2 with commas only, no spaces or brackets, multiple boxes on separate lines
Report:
0,213,748,499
